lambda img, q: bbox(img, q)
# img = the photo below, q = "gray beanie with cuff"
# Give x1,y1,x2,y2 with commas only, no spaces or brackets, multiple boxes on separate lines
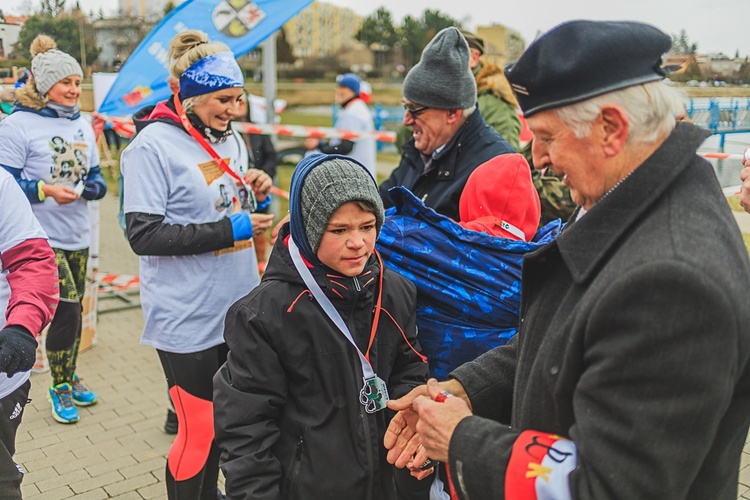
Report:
300,157,385,253
403,26,477,110
31,36,83,97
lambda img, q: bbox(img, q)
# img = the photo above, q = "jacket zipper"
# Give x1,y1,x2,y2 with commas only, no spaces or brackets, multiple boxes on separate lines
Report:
359,361,375,500
349,277,374,499
287,434,304,498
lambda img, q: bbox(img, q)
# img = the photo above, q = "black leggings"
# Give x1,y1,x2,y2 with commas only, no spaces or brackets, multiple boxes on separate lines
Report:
157,344,228,500
0,380,31,499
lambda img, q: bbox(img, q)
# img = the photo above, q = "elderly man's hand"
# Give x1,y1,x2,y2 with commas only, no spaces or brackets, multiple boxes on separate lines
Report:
385,379,472,468
741,147,750,214
409,379,473,463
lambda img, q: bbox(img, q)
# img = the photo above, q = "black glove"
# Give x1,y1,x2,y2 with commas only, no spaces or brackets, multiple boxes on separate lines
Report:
0,325,38,376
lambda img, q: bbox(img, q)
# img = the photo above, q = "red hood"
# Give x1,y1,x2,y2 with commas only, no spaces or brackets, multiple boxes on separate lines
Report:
458,153,541,241
147,100,181,123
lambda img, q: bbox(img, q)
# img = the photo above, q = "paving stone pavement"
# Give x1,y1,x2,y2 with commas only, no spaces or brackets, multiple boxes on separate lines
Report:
12,194,750,498
16,196,179,499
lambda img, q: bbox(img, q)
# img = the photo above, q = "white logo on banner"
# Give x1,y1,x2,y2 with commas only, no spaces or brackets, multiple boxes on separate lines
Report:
213,0,266,37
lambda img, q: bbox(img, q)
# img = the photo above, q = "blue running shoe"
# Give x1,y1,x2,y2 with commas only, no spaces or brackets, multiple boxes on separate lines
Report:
48,383,79,424
71,374,98,406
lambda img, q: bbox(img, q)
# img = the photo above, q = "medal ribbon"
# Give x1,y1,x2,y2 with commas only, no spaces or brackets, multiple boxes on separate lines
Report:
288,236,383,377
174,95,257,211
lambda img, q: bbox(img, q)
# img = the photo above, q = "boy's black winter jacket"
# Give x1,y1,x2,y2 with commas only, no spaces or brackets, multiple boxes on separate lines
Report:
214,224,430,499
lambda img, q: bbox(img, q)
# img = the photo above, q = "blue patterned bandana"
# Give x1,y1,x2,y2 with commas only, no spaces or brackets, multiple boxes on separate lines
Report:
179,51,243,99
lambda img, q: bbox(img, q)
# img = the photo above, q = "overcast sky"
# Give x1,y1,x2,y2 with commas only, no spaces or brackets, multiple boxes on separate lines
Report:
3,0,748,57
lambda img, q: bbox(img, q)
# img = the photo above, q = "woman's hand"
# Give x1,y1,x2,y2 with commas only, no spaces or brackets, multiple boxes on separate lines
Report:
43,184,79,204
244,169,272,203
250,213,275,237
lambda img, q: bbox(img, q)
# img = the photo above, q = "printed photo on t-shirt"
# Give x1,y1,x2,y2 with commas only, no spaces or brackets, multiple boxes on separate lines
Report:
49,134,89,186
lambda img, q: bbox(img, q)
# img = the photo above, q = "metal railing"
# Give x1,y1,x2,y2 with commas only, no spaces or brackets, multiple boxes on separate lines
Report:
687,98,750,151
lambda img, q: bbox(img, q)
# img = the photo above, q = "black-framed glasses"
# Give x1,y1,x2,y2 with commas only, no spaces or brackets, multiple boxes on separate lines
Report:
402,103,430,119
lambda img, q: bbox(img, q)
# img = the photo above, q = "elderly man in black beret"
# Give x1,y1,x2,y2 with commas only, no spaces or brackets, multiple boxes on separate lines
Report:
384,20,750,499
379,26,514,221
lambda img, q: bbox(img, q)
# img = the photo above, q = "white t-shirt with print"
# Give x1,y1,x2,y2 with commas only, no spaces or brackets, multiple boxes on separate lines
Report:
0,168,48,398
121,122,260,353
0,111,99,250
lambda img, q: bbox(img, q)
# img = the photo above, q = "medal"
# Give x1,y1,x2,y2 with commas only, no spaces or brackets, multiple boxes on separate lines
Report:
289,237,390,413
359,376,389,413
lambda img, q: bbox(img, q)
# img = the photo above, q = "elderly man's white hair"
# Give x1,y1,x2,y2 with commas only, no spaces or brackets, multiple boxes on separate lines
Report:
554,81,686,144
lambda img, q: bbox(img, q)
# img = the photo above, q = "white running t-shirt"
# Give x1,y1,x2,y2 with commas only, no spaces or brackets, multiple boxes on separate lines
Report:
121,123,260,353
0,111,99,250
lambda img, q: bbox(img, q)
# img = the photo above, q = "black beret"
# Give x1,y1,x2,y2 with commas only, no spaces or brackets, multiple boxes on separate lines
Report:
505,20,671,117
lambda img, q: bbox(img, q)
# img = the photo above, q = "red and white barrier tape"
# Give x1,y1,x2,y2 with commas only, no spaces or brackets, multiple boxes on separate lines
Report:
235,122,396,143
94,272,140,292
93,113,396,142
270,186,290,200
724,185,742,196
699,152,745,160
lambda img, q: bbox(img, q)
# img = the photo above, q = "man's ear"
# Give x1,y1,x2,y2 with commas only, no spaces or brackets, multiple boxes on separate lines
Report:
446,109,463,125
599,105,629,157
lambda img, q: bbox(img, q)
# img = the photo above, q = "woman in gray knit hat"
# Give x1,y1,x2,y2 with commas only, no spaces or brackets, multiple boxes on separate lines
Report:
215,154,431,499
0,35,107,425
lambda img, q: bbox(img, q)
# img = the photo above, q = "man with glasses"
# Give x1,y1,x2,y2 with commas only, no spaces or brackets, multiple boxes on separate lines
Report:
379,27,514,221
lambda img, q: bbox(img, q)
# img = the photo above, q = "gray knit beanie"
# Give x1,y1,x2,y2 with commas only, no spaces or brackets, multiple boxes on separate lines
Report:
403,26,477,109
30,35,83,97
300,157,385,253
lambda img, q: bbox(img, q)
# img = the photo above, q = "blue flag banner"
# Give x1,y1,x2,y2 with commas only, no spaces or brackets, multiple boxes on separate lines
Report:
98,0,313,117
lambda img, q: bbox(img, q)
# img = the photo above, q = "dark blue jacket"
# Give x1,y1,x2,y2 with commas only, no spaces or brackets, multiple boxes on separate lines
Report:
379,109,515,221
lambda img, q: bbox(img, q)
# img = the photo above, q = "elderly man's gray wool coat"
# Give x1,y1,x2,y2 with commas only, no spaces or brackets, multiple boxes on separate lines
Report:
449,122,750,499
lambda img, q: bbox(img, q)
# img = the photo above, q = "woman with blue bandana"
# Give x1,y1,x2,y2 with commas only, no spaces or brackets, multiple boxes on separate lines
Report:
120,30,274,499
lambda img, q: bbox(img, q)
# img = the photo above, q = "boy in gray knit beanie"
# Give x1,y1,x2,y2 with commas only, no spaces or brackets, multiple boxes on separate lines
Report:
289,154,384,264
216,152,430,498
402,26,476,109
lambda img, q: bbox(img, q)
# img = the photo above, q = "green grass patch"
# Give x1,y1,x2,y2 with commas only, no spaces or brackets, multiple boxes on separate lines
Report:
101,146,124,196
276,163,294,218
727,195,743,212
278,112,330,127
742,232,750,254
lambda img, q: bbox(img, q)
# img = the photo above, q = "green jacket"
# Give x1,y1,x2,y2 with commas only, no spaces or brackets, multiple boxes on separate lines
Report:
474,61,521,150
